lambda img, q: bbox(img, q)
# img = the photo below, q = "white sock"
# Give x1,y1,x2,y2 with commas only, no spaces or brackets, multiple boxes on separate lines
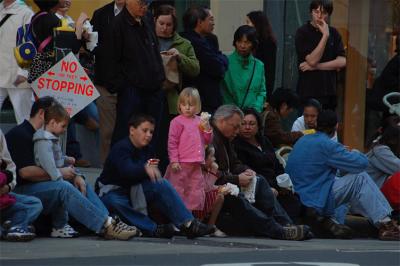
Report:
104,216,113,227
184,220,192,228
379,216,391,225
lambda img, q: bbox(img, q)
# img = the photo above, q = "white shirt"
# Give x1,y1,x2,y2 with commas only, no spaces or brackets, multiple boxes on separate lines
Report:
291,115,338,142
114,3,122,16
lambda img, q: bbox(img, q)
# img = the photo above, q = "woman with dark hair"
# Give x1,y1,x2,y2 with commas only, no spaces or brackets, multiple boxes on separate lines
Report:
246,11,277,100
263,88,303,148
222,25,266,112
232,108,302,220
154,4,200,116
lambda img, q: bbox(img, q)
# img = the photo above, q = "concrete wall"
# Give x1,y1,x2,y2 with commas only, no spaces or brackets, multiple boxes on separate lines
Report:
210,0,263,53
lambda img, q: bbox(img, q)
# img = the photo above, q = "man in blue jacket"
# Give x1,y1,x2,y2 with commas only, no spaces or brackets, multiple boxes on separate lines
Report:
181,6,228,113
286,110,399,241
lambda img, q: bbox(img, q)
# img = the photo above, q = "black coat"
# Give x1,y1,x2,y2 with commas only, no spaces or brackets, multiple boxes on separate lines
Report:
104,7,165,93
91,2,117,87
233,136,284,188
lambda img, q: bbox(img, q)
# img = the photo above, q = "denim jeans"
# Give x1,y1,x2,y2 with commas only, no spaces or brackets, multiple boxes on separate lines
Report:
332,172,393,225
14,180,109,233
111,87,164,146
0,193,43,230
100,179,193,234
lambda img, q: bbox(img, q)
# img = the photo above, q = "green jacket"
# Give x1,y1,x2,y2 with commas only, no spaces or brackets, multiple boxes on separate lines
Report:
222,50,266,112
164,33,200,114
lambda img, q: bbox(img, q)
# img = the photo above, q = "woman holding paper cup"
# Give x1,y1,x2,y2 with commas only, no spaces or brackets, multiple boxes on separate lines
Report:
154,4,200,116
233,108,302,220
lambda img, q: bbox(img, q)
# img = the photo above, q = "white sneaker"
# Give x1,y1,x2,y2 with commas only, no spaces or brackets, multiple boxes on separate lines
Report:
210,228,227,237
51,224,79,238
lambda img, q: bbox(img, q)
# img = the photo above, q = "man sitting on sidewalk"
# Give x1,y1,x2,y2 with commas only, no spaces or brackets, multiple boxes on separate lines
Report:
211,105,312,240
6,97,138,240
286,110,400,240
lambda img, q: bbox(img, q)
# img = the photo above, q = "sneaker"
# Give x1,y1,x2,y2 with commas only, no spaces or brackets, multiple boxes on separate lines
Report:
180,219,216,239
104,218,141,240
51,224,79,238
5,227,35,242
154,223,175,238
379,220,400,241
210,228,227,237
282,225,311,241
322,218,353,239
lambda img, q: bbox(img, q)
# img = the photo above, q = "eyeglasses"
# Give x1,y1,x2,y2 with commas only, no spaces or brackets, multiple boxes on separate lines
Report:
242,121,257,127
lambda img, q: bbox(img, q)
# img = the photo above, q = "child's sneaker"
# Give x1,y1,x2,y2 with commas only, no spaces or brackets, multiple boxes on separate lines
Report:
210,228,227,237
103,217,141,240
51,224,79,238
180,219,216,239
5,227,36,242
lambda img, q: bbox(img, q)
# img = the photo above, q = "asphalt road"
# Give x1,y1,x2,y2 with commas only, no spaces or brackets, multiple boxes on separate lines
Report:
1,236,399,266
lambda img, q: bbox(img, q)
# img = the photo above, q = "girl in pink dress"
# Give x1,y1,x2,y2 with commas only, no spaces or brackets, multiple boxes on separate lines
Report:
165,87,213,212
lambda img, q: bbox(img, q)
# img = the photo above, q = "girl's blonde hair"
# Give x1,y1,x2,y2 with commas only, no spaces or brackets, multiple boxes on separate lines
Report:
177,87,201,114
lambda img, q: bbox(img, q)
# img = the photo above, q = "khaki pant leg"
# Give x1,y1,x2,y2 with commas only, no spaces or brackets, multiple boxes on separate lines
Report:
96,85,117,164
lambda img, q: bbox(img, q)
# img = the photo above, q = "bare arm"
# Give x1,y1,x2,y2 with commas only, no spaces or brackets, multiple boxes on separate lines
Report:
305,20,330,67
19,166,51,182
19,166,76,182
300,56,346,72
316,56,346,71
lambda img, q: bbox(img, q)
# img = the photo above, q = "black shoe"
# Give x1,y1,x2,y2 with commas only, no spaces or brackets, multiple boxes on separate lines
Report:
282,225,311,241
322,218,353,239
181,219,215,239
154,223,175,239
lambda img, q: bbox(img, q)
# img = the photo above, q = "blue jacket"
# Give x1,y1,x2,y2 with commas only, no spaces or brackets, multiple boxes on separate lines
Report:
286,132,368,215
180,30,228,112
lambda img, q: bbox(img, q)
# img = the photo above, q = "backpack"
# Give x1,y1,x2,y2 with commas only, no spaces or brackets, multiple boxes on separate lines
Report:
14,12,52,69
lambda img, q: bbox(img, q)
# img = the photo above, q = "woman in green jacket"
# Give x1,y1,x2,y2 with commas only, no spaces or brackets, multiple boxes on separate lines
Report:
222,25,266,112
154,4,200,115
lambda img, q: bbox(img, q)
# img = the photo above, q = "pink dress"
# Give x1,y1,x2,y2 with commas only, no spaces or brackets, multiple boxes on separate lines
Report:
164,115,213,211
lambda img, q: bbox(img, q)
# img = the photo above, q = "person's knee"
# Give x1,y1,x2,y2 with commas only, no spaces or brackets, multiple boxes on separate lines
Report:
54,180,77,195
353,172,371,187
155,179,173,192
32,198,44,214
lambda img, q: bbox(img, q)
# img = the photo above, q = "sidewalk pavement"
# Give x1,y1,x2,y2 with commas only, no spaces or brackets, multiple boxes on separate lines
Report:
1,235,399,266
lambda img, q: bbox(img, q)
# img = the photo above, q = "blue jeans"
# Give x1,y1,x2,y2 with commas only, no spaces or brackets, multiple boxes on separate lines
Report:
0,193,43,230
332,172,393,225
14,180,109,233
100,179,193,234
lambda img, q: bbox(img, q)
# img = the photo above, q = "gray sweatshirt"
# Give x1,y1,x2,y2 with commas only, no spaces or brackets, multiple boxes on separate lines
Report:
366,144,400,188
33,129,67,181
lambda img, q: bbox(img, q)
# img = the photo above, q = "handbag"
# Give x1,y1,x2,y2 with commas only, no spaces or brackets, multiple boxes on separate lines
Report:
240,60,256,109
